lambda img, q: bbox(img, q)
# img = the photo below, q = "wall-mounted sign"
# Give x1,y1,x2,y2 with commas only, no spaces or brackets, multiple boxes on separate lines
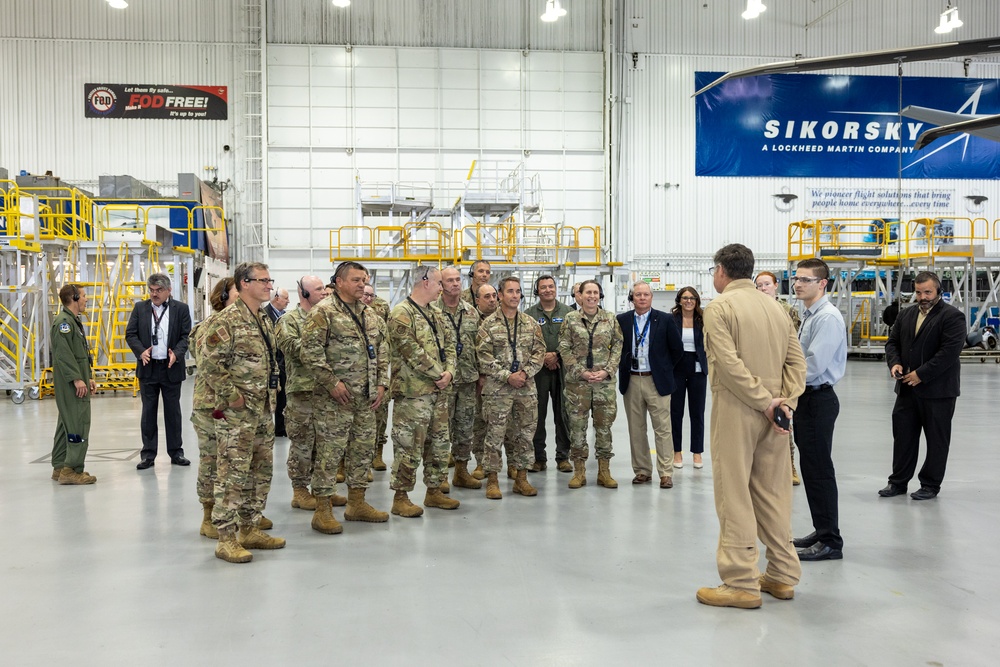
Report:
805,187,955,214
85,84,228,120
695,72,1000,179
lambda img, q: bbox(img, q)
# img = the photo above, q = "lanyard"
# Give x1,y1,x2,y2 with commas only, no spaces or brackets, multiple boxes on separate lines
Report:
407,298,446,362
583,312,600,369
502,311,519,362
152,301,167,337
336,294,373,350
443,306,465,355
633,312,650,358
245,302,276,374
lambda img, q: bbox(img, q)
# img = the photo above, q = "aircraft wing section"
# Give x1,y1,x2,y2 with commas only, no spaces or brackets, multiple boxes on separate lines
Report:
693,36,1000,97
901,105,976,127
912,113,1000,150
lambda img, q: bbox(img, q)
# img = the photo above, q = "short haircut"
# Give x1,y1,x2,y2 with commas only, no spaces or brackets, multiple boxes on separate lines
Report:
580,279,602,296
234,262,269,292
472,260,491,272
535,275,556,291
915,271,942,292
441,266,462,278
147,273,171,290
497,276,521,294
59,284,81,306
210,277,237,312
476,283,498,299
573,282,582,295
631,280,652,293
334,260,367,282
713,244,755,281
796,258,830,281
414,265,439,282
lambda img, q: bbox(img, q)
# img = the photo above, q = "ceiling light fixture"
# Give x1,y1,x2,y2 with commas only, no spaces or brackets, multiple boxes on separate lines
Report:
107,0,128,8
332,0,351,8
541,0,567,23
742,0,766,20
934,4,963,34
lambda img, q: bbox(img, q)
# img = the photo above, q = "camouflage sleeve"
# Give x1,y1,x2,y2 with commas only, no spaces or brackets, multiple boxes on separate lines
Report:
440,313,457,376
375,315,389,388
275,312,302,363
301,307,339,392
476,322,510,384
523,318,546,379
389,307,443,381
558,314,583,381
604,315,624,377
200,317,239,406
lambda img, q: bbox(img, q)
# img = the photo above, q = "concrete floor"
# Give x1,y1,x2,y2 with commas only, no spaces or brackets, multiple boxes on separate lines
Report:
2,360,998,665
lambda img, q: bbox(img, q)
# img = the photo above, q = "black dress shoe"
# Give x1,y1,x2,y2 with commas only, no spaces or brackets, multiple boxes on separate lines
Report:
878,483,907,497
136,459,155,470
171,456,191,466
797,542,843,561
910,487,938,501
793,531,819,549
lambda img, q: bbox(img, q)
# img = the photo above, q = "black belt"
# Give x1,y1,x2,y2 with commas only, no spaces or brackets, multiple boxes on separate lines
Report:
630,371,652,377
803,383,832,393
150,358,169,364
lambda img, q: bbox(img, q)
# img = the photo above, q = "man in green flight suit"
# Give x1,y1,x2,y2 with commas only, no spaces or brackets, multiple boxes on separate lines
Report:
50,283,98,485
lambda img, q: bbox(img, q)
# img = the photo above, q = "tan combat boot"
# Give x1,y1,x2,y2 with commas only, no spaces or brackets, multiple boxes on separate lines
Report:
507,465,515,479
597,459,618,489
311,496,344,534
485,472,502,500
51,468,60,481
58,467,96,485
259,515,274,530
448,452,456,468
239,525,286,549
344,487,389,522
513,469,538,496
372,444,387,471
200,502,219,539
471,463,486,480
336,459,346,483
452,461,482,489
391,490,425,517
291,486,317,510
569,460,587,489
439,479,450,494
331,492,347,507
215,527,252,563
425,487,460,510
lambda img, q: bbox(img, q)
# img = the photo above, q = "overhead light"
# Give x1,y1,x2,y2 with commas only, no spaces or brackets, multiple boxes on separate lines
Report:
107,0,128,8
934,4,963,34
742,0,766,20
332,0,351,7
541,0,567,23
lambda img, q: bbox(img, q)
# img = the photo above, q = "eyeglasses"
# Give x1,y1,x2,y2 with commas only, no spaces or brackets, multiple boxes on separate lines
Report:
789,276,821,284
245,278,275,285
679,296,697,302
708,266,718,275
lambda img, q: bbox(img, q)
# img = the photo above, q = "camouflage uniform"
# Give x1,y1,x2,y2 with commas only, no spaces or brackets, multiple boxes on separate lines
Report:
438,298,480,462
558,308,624,461
388,300,457,491
275,307,317,489
369,296,392,458
460,285,479,307
50,306,93,474
200,300,278,531
301,295,388,497
476,310,546,473
190,315,223,503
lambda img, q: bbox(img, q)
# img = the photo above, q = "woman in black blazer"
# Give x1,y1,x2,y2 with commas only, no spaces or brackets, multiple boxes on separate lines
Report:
670,287,708,469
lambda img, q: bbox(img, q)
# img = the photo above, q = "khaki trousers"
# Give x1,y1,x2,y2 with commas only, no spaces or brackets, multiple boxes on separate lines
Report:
623,374,674,478
710,389,801,592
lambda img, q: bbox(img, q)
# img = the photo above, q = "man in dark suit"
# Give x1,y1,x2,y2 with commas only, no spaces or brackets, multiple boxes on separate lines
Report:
263,288,289,436
126,273,192,469
617,281,683,488
879,271,966,501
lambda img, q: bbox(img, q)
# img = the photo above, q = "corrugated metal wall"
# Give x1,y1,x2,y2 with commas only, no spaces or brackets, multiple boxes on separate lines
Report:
0,0,244,185
615,0,1000,294
268,0,603,51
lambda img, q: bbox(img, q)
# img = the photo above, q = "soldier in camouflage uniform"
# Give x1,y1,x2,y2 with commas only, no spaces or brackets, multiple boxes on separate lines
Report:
200,263,285,563
471,282,499,480
387,266,460,516
460,259,492,306
301,261,390,533
50,284,98,486
476,276,546,500
361,275,392,472
438,267,482,490
558,280,624,490
276,275,341,513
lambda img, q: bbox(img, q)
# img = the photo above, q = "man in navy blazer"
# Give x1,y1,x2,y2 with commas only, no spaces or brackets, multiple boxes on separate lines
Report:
879,272,966,501
617,281,684,487
126,273,192,469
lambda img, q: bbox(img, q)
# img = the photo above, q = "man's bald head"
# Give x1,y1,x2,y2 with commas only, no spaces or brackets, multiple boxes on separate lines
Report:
298,276,325,308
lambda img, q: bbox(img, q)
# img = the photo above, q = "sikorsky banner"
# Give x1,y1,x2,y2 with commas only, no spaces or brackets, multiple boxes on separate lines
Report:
695,72,1000,179
85,84,228,120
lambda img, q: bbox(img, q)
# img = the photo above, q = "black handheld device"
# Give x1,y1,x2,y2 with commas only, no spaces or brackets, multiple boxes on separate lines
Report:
773,408,791,430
